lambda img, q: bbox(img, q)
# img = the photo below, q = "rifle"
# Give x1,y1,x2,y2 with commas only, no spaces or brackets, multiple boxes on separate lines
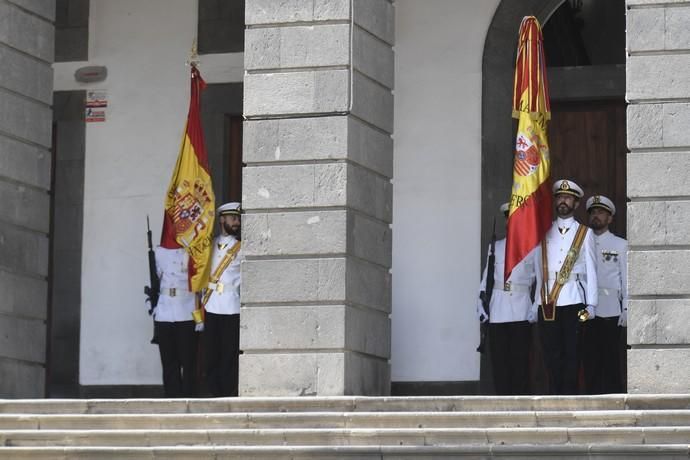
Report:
477,218,496,353
144,216,160,344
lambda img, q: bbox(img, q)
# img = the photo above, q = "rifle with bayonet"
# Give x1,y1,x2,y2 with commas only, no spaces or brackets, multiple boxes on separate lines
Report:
144,216,160,344
476,218,496,353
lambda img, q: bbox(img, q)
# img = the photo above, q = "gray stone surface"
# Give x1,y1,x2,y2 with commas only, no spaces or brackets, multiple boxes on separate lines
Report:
347,163,393,222
628,0,687,4
351,71,394,134
628,250,690,296
0,221,49,277
240,304,389,358
0,45,54,104
665,6,690,50
353,0,394,45
0,358,45,398
626,8,664,52
242,210,347,257
347,257,391,313
353,25,395,89
0,92,53,148
241,0,392,396
244,69,349,117
626,104,662,149
628,152,690,197
245,0,349,25
0,269,47,320
349,211,392,268
0,316,46,363
0,1,54,61
242,257,347,304
0,180,50,233
243,163,347,210
0,136,51,190
628,201,690,245
628,299,690,345
243,116,393,178
628,55,690,101
628,349,690,393
245,24,349,70
240,352,347,396
10,0,56,20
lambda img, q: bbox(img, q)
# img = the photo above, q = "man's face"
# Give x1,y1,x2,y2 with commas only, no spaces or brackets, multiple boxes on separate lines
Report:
588,207,612,231
555,193,578,217
221,214,241,238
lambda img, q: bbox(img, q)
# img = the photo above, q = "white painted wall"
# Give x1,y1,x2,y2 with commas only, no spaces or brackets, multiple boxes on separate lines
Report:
392,0,500,382
52,0,242,385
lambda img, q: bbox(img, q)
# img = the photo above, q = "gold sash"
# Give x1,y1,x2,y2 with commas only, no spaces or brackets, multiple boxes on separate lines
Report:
200,240,242,307
541,223,588,321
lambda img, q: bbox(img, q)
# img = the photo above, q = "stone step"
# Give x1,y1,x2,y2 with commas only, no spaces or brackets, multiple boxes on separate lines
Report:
2,394,690,414
2,409,690,430
0,444,689,460
2,426,690,447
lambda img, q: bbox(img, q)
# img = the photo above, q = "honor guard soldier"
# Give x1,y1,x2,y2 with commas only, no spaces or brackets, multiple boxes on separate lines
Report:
153,247,198,397
529,179,598,394
583,195,628,393
477,202,536,395
202,202,243,397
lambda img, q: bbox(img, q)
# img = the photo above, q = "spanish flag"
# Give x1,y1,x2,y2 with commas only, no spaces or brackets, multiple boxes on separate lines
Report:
160,66,215,292
505,17,552,283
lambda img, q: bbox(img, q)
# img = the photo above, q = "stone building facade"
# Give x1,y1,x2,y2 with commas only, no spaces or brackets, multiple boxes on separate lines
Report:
0,0,688,396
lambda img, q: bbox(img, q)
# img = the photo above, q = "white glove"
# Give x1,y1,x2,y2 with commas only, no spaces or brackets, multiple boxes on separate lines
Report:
586,305,596,320
195,322,204,332
618,309,627,327
527,307,538,324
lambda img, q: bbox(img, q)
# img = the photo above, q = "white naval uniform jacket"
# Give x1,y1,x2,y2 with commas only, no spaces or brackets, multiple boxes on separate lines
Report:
204,235,242,316
593,230,628,318
477,238,536,323
154,247,196,322
531,217,598,310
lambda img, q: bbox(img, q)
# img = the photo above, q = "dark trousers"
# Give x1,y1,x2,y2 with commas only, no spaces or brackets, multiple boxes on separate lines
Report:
583,316,622,394
155,320,198,397
204,312,240,397
539,304,581,395
489,321,531,395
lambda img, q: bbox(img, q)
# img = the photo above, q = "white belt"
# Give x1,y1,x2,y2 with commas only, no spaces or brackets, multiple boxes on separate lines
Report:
494,282,530,293
160,287,191,297
207,282,225,294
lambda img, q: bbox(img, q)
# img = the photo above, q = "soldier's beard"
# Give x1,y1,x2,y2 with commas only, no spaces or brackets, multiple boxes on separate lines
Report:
225,223,241,240
556,203,574,217
589,218,606,231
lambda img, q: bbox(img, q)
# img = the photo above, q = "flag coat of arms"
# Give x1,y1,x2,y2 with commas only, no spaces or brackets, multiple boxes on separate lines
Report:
160,66,215,292
505,16,553,283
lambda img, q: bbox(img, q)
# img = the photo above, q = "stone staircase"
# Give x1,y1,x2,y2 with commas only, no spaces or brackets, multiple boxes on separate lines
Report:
1,395,690,459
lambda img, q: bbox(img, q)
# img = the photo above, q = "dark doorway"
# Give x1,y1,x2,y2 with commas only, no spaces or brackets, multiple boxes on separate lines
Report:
47,91,86,397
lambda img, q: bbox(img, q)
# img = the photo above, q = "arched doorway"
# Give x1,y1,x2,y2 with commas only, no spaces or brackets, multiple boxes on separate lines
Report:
480,0,627,393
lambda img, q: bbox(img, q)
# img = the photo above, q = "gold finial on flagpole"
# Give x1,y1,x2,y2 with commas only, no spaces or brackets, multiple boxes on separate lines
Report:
187,38,200,68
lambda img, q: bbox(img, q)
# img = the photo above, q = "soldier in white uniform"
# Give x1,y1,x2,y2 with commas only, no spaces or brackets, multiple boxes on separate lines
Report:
154,247,198,397
582,195,627,394
203,202,243,397
477,203,536,395
529,179,598,394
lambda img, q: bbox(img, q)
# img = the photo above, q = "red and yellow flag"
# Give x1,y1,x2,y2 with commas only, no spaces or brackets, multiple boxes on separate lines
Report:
505,16,553,283
160,66,215,292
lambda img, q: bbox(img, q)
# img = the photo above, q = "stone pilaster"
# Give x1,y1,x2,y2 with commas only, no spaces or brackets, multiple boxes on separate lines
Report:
240,0,394,395
626,0,690,393
0,0,55,397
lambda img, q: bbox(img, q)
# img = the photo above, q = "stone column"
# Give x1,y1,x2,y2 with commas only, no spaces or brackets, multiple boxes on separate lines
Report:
626,0,690,392
0,0,55,397
240,0,394,395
